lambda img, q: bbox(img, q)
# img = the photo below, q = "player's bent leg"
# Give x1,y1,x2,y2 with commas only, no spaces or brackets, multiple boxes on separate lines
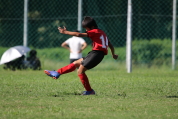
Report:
57,63,77,75
73,58,83,68
44,60,82,79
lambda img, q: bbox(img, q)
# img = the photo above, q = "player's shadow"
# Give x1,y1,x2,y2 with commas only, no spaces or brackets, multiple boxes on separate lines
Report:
52,92,81,97
166,95,178,98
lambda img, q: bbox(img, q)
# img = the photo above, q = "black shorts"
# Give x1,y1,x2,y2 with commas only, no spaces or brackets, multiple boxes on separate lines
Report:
81,50,104,69
70,59,79,63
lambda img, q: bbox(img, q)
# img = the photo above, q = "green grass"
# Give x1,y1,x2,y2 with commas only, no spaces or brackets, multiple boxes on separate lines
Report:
0,62,178,119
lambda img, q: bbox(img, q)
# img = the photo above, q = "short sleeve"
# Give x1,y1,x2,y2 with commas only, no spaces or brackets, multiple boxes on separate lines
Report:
87,30,95,39
80,38,85,44
65,38,70,44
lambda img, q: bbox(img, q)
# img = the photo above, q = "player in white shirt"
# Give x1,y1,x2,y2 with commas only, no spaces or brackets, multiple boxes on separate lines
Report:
61,30,87,63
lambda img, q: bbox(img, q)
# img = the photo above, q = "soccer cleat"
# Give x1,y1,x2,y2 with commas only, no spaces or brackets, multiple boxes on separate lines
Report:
81,89,95,95
44,70,60,79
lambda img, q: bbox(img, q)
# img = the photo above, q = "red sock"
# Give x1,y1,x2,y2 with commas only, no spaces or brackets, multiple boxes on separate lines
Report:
78,73,92,91
57,63,76,74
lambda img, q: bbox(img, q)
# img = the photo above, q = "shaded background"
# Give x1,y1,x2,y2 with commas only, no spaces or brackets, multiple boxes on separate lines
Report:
0,0,177,69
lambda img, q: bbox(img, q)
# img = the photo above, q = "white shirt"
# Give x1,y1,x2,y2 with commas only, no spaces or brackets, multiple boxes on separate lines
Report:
65,36,85,59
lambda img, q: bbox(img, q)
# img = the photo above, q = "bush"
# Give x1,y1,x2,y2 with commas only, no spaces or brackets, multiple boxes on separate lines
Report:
0,39,176,69
132,39,174,66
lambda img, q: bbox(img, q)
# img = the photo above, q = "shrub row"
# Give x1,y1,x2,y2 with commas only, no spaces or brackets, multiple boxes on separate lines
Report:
0,39,176,67
132,39,177,66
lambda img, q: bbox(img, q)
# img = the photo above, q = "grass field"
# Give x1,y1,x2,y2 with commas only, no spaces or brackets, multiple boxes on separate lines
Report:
0,61,178,119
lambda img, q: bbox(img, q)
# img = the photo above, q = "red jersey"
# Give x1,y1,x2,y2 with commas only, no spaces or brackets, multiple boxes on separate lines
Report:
87,29,109,55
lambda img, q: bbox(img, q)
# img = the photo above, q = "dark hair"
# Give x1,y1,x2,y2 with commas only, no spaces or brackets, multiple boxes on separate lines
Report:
82,16,98,29
29,50,37,56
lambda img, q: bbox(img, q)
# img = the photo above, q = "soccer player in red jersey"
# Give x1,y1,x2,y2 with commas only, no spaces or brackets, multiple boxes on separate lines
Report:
44,16,118,95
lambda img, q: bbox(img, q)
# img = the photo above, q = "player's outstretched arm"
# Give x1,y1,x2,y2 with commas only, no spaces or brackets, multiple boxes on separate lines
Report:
108,42,118,60
58,26,88,37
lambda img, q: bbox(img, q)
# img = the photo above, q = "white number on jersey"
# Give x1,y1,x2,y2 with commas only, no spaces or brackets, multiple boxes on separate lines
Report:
100,35,108,48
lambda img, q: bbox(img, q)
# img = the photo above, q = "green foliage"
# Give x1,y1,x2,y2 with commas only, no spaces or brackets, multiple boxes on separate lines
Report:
36,46,123,61
0,39,176,69
0,47,8,56
132,39,175,66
